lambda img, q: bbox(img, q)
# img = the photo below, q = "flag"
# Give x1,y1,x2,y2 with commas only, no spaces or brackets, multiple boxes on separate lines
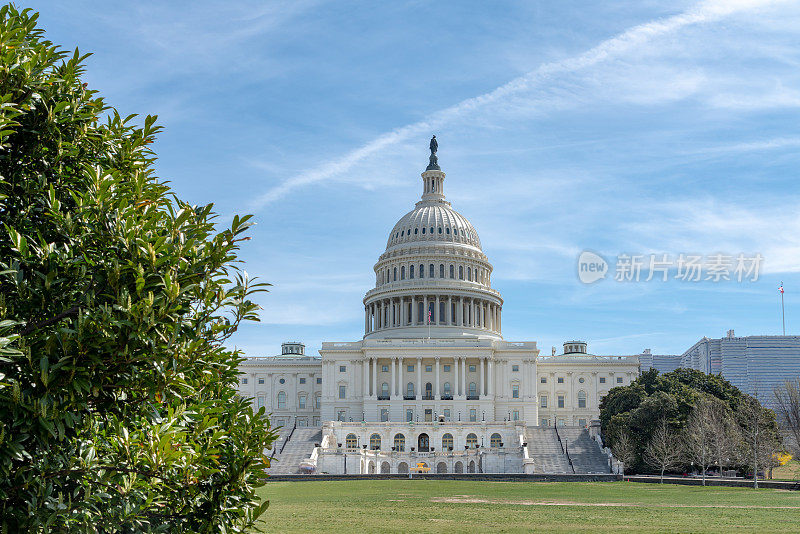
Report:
427,310,432,324
780,283,784,294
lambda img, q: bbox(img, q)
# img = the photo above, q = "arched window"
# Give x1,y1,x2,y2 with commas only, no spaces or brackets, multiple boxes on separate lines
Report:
277,391,286,409
414,228,418,234
430,227,434,234
454,228,458,236
394,433,405,452
393,267,397,281
425,382,432,398
401,266,405,280
443,382,451,396
459,266,464,280
401,230,404,236
468,382,477,397
370,433,381,450
406,382,415,398
442,433,454,450
409,264,414,279
429,264,434,278
490,433,502,448
450,265,454,278
439,264,444,278
446,227,450,234
466,433,478,448
438,227,442,234
345,433,357,449
381,382,389,397
467,267,472,281
422,227,426,234
578,390,587,409
419,264,424,278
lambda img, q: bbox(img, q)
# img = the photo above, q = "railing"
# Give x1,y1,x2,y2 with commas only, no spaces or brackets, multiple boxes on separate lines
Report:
440,395,453,400
377,395,390,400
403,395,416,400
422,395,435,400
466,395,480,400
279,420,297,455
554,426,575,473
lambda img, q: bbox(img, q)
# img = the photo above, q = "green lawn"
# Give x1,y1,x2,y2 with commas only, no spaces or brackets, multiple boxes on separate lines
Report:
256,479,800,533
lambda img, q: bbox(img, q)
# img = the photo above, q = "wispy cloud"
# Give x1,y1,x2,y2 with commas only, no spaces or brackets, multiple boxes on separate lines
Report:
249,0,784,210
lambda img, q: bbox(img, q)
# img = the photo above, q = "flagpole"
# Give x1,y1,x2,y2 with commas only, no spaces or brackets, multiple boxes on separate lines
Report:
781,281,786,336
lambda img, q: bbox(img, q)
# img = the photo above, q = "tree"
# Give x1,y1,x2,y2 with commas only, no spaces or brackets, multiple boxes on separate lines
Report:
683,396,717,486
611,430,636,477
643,417,682,482
0,6,276,531
774,379,800,456
708,399,739,477
738,393,781,489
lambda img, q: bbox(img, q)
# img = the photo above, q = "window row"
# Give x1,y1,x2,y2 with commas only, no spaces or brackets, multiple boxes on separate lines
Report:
241,377,322,385
390,225,477,244
344,432,503,451
539,390,589,409
378,262,489,285
266,391,322,410
539,375,624,384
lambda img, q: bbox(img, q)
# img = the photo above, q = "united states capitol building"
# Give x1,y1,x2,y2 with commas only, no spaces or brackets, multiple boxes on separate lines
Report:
237,139,639,475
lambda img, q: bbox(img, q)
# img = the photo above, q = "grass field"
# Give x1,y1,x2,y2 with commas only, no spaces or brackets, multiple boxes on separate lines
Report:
256,479,800,533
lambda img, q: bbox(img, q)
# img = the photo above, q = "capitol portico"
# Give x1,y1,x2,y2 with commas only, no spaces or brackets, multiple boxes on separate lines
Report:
238,138,639,474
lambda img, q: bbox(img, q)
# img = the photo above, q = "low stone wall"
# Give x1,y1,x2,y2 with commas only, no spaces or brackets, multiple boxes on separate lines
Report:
626,475,800,490
266,473,622,482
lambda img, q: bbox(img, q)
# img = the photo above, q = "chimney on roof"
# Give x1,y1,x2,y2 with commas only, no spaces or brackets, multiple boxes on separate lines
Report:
643,348,651,354
726,329,735,339
551,346,556,356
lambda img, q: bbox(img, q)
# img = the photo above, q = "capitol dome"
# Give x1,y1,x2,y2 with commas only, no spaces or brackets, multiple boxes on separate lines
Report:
362,137,502,340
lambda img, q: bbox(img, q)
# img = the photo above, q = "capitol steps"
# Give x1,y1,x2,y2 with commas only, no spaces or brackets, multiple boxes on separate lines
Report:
556,427,611,474
525,427,572,474
266,428,322,475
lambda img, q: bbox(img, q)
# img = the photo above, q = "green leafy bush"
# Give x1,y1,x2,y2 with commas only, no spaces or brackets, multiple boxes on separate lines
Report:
0,6,276,531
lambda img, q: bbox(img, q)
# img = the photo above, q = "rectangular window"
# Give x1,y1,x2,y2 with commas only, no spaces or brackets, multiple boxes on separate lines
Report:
579,418,587,427
339,385,346,399
407,365,414,372
512,365,519,372
425,365,432,372
424,409,433,422
382,365,389,372
241,378,248,385
258,378,265,385
512,410,519,421
339,365,346,373
299,396,306,409
512,384,520,398
443,409,451,421
557,377,564,384
316,377,322,384
380,408,389,422
337,410,346,422
257,396,264,408
599,377,606,384
469,365,476,372
540,376,546,383
541,418,549,426
315,395,321,409
578,396,586,408
406,409,414,422
540,395,547,408
558,395,565,408
444,365,451,372
617,376,623,383
469,409,477,422
299,377,306,384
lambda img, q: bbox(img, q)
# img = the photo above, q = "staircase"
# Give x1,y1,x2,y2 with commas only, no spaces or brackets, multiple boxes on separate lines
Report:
266,427,321,475
525,427,572,473
557,427,611,474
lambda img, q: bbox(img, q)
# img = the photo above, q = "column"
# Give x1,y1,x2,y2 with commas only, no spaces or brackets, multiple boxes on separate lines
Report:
363,359,369,399
447,296,452,325
372,357,377,399
411,296,417,324
488,358,494,396
435,295,440,325
435,357,440,397
390,356,396,399
400,297,405,326
457,297,463,326
479,357,484,396
460,357,466,398
365,306,369,333
423,295,428,324
416,357,422,400
372,303,377,331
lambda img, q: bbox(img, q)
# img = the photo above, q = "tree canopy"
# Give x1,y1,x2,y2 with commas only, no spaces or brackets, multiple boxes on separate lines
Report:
0,6,276,531
600,368,778,474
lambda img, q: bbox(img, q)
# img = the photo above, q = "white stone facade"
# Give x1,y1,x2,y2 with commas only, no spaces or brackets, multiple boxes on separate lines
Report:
237,142,639,472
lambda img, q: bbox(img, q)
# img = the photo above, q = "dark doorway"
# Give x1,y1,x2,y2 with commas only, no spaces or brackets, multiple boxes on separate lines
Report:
418,433,430,452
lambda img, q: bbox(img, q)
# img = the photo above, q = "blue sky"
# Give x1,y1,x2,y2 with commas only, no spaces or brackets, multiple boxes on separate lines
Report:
27,0,800,357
